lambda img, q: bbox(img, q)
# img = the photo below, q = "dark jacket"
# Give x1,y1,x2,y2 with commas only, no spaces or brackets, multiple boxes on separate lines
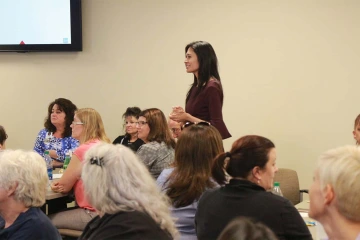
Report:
195,179,312,240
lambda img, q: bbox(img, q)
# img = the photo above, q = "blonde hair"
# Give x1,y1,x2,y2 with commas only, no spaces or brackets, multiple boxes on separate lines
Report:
82,143,178,238
75,108,110,144
0,150,48,207
317,145,360,221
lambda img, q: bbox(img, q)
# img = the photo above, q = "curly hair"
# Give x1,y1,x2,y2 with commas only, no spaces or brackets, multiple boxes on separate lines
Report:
44,98,77,137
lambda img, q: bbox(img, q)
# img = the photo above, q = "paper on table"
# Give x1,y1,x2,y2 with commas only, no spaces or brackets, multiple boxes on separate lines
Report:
53,173,63,179
300,212,308,217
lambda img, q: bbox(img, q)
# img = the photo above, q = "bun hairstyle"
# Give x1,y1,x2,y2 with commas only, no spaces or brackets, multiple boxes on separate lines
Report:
212,135,275,185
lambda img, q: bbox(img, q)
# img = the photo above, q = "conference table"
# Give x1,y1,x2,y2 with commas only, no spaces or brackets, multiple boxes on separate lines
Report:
296,201,327,240
43,173,70,215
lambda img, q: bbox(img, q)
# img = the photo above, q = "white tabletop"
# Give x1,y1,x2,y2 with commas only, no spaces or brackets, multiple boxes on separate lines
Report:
295,201,328,240
46,174,68,200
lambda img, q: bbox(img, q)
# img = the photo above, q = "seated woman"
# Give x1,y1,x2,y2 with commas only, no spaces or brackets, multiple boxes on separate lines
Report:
195,135,312,240
34,98,79,168
309,146,360,240
113,106,144,151
50,108,111,231
0,150,61,240
79,143,178,239
157,123,224,240
218,217,278,240
0,125,7,150
136,108,176,179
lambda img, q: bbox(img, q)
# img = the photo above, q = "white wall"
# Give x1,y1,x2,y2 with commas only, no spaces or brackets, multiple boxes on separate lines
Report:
1,0,359,191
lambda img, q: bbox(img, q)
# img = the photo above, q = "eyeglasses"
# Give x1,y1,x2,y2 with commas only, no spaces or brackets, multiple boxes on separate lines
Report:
182,121,211,129
136,121,148,127
72,121,84,126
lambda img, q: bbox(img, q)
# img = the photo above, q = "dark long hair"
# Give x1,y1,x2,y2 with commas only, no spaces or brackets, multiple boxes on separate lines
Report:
139,108,176,149
212,135,275,185
166,125,224,207
0,125,7,145
122,107,141,138
44,98,77,138
185,41,222,103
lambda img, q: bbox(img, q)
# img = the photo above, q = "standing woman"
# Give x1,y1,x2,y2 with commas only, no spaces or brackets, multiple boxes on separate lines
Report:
0,125,7,150
136,108,176,179
113,107,144,151
170,41,231,139
33,98,79,167
50,108,111,231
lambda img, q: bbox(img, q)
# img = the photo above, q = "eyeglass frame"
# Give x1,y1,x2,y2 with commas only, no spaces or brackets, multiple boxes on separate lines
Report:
135,121,148,127
182,121,211,130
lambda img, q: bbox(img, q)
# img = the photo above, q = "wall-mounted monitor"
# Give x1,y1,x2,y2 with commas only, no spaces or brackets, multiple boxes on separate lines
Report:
0,0,82,52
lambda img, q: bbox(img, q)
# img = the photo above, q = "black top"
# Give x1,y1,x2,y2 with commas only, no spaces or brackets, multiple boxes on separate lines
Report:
79,210,172,240
113,135,144,152
0,207,61,240
195,179,312,240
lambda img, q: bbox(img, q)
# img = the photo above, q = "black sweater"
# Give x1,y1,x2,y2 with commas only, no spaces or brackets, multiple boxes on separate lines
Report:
195,179,312,240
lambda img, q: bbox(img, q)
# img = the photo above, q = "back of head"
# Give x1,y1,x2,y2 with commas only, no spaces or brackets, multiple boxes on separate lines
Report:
45,98,77,137
139,108,175,148
317,145,360,221
82,143,178,238
0,125,7,146
0,150,48,207
212,135,275,185
218,217,278,240
76,108,110,144
167,124,224,207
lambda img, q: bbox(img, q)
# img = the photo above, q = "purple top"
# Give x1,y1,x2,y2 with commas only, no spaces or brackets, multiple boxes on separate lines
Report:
185,80,231,139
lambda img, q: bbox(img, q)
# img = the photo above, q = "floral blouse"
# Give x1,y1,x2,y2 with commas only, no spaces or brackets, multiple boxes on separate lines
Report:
33,129,79,162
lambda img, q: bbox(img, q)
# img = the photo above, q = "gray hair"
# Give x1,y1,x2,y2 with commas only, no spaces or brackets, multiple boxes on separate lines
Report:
0,150,48,207
317,145,360,221
82,143,178,238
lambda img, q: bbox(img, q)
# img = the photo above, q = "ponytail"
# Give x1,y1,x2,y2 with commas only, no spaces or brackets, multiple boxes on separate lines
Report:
212,152,231,185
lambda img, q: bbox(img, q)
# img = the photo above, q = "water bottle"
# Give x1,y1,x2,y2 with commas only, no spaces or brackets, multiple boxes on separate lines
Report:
63,152,71,170
44,150,53,180
272,182,283,197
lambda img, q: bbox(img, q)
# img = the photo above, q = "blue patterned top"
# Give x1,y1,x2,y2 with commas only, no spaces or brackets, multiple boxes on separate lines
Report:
33,129,79,162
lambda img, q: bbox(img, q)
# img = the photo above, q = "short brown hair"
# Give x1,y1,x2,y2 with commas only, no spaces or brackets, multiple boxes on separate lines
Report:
139,108,175,149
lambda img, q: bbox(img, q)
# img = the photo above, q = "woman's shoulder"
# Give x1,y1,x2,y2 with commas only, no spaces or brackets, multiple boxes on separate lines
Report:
113,135,126,144
37,129,48,136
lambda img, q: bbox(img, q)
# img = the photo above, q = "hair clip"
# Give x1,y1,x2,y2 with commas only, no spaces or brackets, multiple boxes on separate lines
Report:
90,157,104,167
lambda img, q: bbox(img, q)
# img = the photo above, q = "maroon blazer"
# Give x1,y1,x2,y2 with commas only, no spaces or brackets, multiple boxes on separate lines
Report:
185,80,231,139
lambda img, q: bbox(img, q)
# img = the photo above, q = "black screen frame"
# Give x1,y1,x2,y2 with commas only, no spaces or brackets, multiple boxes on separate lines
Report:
0,0,82,52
